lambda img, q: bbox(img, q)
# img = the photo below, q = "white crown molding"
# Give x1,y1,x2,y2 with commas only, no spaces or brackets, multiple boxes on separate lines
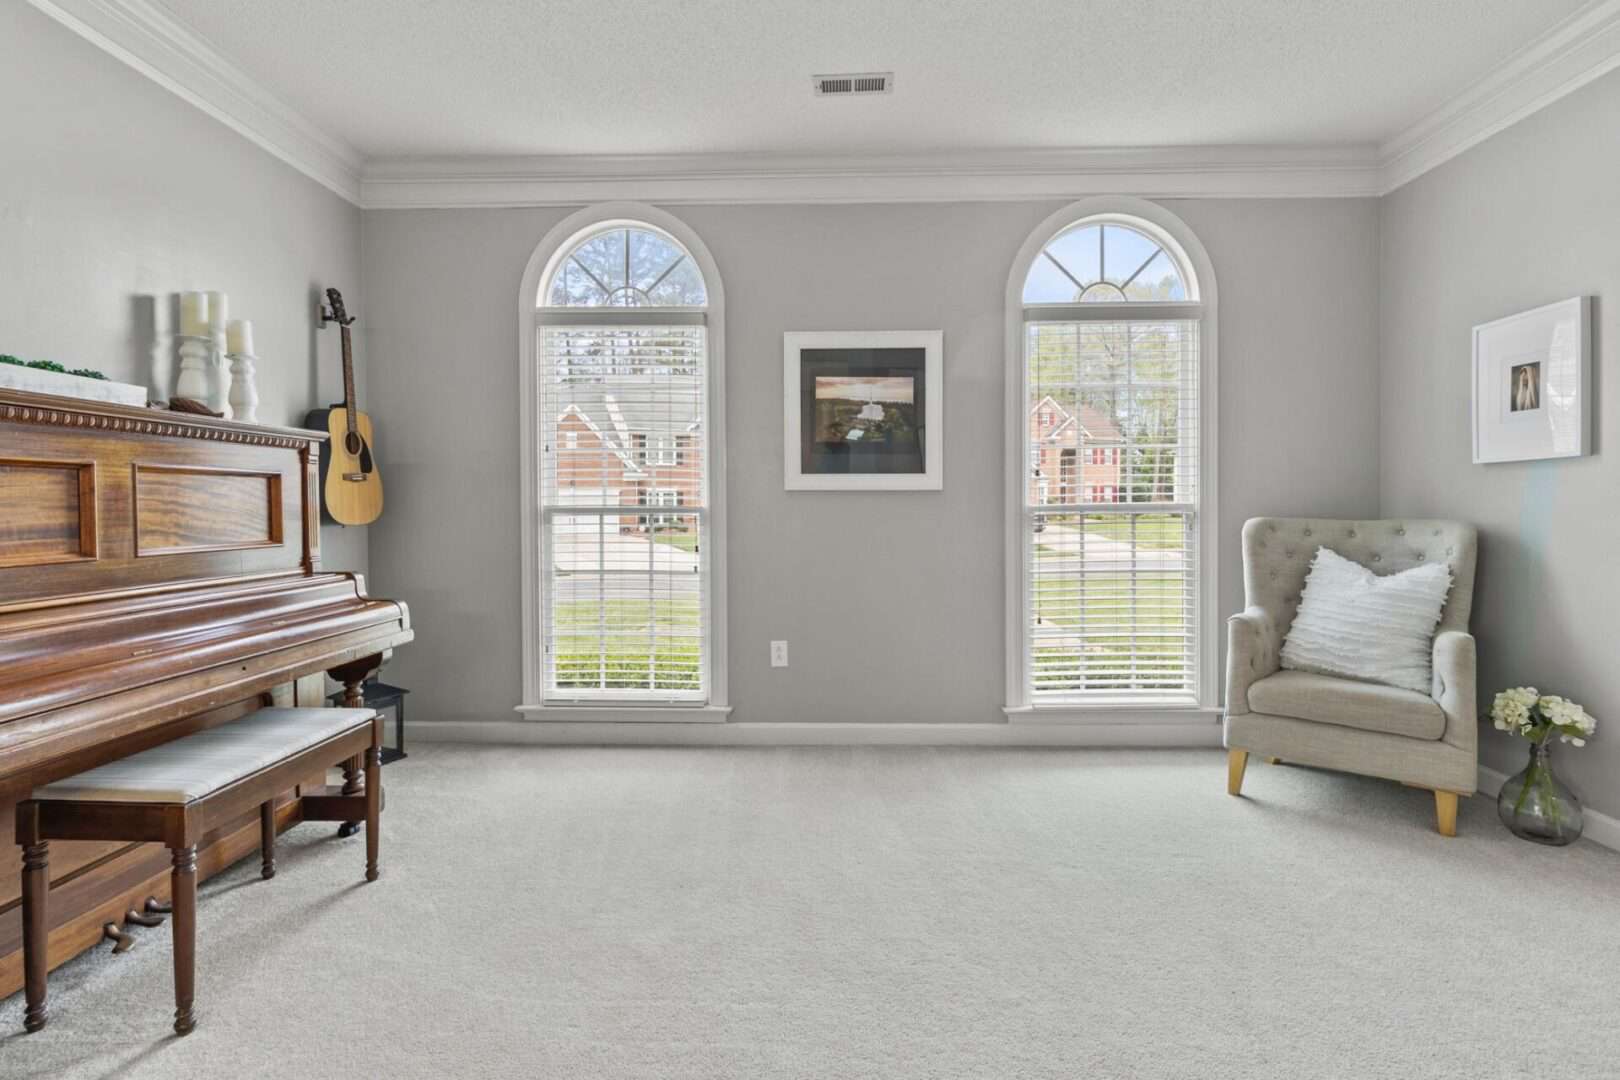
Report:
1379,0,1620,194
358,145,1383,208
27,0,363,203
29,0,1620,208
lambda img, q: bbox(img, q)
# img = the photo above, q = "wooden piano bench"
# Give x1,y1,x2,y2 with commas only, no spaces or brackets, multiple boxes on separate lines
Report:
14,706,383,1037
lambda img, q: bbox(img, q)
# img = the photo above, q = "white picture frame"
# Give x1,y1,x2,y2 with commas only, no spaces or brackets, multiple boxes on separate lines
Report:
1472,296,1590,464
784,330,943,490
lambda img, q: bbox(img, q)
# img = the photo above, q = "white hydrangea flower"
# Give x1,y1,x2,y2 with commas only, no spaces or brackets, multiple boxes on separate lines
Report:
1490,688,1593,745
1491,694,1530,731
1506,687,1540,708
1523,693,1596,744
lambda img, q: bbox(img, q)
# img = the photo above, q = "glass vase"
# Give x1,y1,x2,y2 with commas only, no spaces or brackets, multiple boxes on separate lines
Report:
1497,740,1583,845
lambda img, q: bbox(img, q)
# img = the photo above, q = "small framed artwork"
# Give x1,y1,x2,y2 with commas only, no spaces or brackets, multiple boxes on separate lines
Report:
783,330,943,490
1472,296,1590,464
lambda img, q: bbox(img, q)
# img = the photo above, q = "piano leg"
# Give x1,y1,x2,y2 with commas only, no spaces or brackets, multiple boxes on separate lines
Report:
260,800,277,879
22,839,49,1033
171,845,198,1036
337,669,370,838
337,756,363,838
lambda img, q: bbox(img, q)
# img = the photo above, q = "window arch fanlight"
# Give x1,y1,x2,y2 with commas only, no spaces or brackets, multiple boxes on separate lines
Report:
1004,197,1217,716
518,204,728,718
543,223,708,309
1021,219,1192,305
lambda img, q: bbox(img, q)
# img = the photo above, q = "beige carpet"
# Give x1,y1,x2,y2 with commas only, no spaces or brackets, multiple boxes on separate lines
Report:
4,745,1620,1079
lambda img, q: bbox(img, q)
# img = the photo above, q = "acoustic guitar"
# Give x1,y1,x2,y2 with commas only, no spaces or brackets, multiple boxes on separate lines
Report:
306,288,383,526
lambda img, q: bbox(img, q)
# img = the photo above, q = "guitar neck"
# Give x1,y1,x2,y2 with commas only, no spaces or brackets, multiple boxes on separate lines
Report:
340,324,358,436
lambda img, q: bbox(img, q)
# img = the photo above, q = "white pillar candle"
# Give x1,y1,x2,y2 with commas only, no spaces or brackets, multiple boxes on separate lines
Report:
226,319,254,356
179,291,209,336
206,291,229,334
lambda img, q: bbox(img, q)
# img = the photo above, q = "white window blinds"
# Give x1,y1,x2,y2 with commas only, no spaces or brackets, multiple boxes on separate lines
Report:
539,324,708,701
1023,318,1200,700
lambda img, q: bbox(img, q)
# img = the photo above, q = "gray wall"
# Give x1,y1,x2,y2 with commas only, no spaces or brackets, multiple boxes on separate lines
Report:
1380,69,1620,816
362,198,1380,724
0,3,368,574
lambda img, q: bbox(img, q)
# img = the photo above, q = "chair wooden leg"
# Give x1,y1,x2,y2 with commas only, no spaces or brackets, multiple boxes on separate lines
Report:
364,736,382,883
21,840,49,1033
259,800,276,880
171,845,198,1036
1227,749,1249,796
1434,790,1459,838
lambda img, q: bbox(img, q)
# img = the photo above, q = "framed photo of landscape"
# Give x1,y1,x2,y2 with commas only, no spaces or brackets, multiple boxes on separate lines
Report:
783,330,943,490
1472,296,1590,464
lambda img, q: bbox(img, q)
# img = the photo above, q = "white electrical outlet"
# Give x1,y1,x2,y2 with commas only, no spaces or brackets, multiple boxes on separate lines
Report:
770,641,789,667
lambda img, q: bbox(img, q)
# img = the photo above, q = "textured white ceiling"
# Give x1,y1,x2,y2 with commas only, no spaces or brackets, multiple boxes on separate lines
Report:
156,0,1590,159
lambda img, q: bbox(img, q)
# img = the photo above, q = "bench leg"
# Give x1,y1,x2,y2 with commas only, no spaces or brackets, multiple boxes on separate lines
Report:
22,840,49,1033
365,742,382,883
337,755,363,839
171,845,198,1036
260,800,276,880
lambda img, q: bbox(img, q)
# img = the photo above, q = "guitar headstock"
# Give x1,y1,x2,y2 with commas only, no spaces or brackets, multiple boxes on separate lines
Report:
320,287,356,327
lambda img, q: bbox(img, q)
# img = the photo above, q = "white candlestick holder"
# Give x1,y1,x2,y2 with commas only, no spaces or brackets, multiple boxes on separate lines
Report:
209,334,233,420
174,334,213,402
227,352,260,424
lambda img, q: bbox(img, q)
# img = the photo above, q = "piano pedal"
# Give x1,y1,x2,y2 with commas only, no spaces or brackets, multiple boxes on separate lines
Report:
103,922,136,954
145,896,172,915
125,907,165,928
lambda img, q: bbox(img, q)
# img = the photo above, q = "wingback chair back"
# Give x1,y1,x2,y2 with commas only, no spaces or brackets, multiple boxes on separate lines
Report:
1241,517,1478,642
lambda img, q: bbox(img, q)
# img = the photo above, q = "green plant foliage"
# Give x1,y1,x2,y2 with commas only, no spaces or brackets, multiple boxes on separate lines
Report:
0,355,111,380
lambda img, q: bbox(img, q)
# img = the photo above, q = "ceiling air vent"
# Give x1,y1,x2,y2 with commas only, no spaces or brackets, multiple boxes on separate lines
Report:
813,72,894,97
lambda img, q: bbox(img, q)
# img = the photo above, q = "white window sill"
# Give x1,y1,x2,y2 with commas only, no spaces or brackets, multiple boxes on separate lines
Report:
1003,703,1220,725
515,703,732,724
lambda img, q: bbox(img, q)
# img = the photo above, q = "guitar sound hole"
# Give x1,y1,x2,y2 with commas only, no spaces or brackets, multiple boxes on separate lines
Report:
345,432,363,456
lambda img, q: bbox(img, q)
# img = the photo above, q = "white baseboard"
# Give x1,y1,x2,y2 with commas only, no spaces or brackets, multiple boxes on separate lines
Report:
1478,764,1620,853
411,718,1223,748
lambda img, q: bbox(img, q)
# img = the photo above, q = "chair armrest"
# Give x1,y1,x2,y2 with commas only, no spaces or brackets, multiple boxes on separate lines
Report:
1431,630,1477,755
1225,607,1280,716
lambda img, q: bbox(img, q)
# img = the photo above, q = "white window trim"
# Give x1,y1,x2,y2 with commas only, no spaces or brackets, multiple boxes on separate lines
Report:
1002,196,1219,718
517,202,729,721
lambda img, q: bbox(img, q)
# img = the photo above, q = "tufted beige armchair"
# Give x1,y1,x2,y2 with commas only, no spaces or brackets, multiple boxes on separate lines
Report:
1224,517,1479,836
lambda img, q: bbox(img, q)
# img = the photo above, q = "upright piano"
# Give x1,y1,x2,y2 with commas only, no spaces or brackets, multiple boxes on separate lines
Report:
0,387,412,996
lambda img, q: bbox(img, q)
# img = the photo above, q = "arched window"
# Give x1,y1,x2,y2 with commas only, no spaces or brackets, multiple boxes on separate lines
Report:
519,206,727,715
1005,199,1217,711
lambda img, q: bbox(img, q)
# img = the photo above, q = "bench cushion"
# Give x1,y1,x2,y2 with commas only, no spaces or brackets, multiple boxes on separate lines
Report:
33,707,376,804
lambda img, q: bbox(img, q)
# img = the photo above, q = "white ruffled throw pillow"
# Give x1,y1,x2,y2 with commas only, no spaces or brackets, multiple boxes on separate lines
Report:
1279,547,1453,693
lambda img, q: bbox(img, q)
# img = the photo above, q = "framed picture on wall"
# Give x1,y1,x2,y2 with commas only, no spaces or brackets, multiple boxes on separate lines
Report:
783,330,943,490
1472,296,1590,464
